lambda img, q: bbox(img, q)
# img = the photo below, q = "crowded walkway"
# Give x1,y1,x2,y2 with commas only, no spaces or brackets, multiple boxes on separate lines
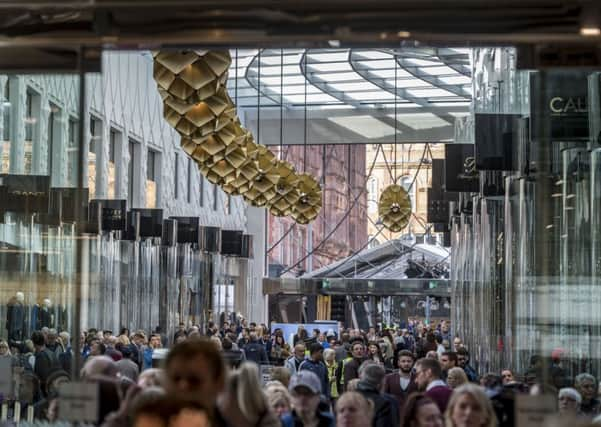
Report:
1,318,601,426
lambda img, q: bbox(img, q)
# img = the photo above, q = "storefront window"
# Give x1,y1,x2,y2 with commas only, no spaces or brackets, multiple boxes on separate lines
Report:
23,90,38,174
108,128,118,199
88,115,102,199
146,148,159,208
174,151,179,199
67,117,79,186
2,79,10,173
187,157,192,203
128,138,139,208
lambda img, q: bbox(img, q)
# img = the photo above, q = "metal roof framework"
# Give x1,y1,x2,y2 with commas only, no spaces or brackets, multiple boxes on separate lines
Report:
232,48,472,145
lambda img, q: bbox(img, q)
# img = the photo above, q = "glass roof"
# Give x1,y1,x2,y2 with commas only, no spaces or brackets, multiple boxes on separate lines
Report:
230,48,472,144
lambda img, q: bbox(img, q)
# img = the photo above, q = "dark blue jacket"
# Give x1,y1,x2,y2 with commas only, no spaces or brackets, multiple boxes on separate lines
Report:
281,410,334,427
244,340,269,364
299,359,330,399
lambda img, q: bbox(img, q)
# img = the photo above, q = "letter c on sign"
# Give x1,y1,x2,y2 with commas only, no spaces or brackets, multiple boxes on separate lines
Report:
550,97,563,113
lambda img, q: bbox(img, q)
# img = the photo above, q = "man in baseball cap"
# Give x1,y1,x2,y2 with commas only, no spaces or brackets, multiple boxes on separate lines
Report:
281,371,334,427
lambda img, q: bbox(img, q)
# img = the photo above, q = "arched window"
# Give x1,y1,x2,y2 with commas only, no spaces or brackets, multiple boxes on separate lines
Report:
400,175,416,212
367,176,379,213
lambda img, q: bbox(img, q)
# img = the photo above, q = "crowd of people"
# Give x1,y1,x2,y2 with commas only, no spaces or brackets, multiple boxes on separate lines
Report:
2,319,601,426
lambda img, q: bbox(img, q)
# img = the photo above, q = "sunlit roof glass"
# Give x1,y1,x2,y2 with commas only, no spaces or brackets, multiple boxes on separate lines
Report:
229,47,472,113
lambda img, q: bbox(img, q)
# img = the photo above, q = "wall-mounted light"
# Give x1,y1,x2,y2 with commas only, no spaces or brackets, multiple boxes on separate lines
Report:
580,3,601,36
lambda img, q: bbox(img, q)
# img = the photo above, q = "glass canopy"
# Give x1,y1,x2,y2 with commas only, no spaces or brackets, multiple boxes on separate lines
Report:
231,48,472,145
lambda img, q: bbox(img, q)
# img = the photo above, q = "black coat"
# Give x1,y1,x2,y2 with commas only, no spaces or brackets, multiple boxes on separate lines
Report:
6,301,26,339
356,381,400,427
244,341,268,364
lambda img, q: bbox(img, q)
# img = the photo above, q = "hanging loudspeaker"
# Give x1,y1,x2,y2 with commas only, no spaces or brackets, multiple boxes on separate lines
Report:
378,184,412,232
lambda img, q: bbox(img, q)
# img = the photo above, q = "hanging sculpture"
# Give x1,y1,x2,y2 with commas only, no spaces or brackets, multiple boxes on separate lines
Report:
153,50,231,104
153,49,322,224
291,173,322,224
378,184,412,232
269,160,300,217
221,133,260,196
242,145,279,207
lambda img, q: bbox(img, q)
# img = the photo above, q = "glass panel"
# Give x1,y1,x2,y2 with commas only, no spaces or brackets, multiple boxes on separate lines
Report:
0,71,82,416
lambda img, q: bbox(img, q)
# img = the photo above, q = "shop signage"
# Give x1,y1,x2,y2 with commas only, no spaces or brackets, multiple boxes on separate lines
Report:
58,382,99,423
530,70,590,142
444,144,480,193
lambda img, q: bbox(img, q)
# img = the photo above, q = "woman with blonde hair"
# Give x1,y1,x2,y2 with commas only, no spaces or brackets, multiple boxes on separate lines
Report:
444,383,497,427
117,334,131,346
264,382,291,417
219,362,280,427
335,392,374,427
447,367,469,389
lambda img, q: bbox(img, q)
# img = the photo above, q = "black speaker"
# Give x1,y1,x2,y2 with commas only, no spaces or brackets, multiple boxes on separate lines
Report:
221,230,243,256
170,216,201,245
200,226,221,253
127,208,163,239
88,199,127,233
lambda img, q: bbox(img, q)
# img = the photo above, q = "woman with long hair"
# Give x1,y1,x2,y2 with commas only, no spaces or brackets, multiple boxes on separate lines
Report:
444,384,497,427
219,362,280,427
270,335,290,366
367,341,386,366
401,393,443,427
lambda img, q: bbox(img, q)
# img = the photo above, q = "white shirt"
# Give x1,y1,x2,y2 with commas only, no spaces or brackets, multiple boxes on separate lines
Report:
400,376,411,390
426,379,448,391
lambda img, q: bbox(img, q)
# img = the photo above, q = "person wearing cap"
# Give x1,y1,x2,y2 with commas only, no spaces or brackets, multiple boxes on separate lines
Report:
558,387,582,417
299,343,330,400
281,371,335,427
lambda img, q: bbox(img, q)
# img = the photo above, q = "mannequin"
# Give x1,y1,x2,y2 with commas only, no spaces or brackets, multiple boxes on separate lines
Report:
6,292,26,341
39,298,54,330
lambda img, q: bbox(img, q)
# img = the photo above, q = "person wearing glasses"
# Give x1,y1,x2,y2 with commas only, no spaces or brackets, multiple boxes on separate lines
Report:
414,358,452,413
